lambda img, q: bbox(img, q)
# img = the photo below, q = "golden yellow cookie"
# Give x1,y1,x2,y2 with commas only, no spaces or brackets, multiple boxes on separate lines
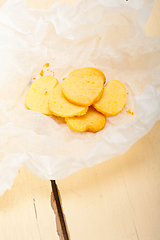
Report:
49,83,88,118
65,107,106,132
25,75,58,115
93,80,127,116
68,67,106,83
62,67,105,107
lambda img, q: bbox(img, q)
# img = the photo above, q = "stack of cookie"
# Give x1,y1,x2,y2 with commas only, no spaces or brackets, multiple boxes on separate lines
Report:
25,67,127,132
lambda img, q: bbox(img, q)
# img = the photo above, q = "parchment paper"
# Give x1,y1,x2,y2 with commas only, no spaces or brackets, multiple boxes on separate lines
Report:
0,0,160,196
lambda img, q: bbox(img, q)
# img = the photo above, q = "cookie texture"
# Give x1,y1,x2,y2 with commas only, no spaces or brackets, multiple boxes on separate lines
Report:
49,83,88,118
93,80,127,116
65,107,106,132
68,67,106,83
62,67,105,107
25,75,58,115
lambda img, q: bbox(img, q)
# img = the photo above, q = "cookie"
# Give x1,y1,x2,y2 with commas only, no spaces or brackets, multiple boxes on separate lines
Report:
68,67,106,83
25,75,58,115
62,67,105,107
49,83,88,118
93,80,127,116
65,106,106,132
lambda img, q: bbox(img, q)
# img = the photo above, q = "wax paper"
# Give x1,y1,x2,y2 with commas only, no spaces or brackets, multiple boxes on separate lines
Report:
0,0,160,196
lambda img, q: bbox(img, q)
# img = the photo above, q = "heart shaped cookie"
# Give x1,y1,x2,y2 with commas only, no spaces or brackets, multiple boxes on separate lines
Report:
25,75,58,115
93,80,127,116
62,67,106,107
49,83,88,118
65,106,106,132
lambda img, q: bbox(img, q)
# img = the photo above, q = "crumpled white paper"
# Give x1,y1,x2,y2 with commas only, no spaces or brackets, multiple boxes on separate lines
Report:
0,0,160,196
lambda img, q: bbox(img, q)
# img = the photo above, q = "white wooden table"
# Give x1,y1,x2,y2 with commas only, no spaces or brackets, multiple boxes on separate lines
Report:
57,121,160,240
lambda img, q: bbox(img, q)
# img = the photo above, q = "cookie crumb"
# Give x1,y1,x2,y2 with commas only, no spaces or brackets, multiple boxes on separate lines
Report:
45,63,49,67
126,109,134,115
40,69,44,77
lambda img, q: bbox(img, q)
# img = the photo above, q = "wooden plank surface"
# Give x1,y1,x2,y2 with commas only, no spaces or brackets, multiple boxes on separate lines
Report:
57,121,160,240
145,0,160,37
0,168,59,240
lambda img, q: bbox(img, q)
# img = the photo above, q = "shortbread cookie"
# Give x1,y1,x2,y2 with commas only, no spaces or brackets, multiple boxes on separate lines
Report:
25,75,58,115
49,83,88,118
93,80,127,116
65,107,106,132
62,67,105,107
68,67,106,83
